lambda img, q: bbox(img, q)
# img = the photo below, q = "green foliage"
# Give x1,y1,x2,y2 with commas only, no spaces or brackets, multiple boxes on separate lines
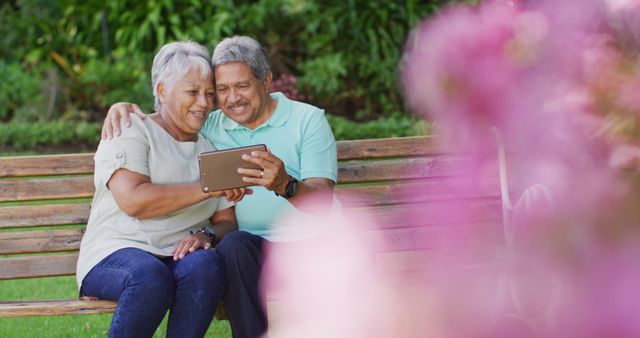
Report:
71,56,154,119
0,61,43,121
0,0,466,150
0,116,428,152
291,0,443,119
0,60,40,121
327,114,429,141
299,54,347,95
0,1,64,63
0,120,101,150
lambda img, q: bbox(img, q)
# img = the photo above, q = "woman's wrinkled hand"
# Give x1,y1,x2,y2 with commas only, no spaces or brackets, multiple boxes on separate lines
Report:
171,232,211,261
207,187,252,203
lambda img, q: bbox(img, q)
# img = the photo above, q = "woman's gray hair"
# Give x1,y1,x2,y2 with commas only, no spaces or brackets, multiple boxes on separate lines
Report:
152,41,212,112
212,36,271,83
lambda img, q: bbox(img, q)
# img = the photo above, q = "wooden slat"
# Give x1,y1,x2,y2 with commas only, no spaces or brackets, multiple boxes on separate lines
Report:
337,136,438,160
3,183,480,229
0,181,500,229
0,203,91,229
0,299,227,319
0,220,504,256
354,198,503,230
0,153,94,178
0,136,435,178
0,157,462,201
0,177,94,202
366,222,503,252
336,179,500,207
0,253,78,280
337,157,460,184
0,299,117,318
0,229,84,254
375,246,502,273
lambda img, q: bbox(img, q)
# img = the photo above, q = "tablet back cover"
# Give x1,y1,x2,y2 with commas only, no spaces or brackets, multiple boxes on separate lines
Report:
198,144,266,192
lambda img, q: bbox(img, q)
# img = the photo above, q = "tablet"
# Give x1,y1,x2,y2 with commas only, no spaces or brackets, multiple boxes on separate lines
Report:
198,144,267,192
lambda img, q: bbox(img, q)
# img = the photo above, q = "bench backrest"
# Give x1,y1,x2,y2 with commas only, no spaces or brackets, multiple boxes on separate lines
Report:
0,136,503,281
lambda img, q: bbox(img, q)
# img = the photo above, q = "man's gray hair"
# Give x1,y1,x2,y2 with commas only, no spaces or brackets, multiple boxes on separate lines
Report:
152,41,212,112
212,36,271,83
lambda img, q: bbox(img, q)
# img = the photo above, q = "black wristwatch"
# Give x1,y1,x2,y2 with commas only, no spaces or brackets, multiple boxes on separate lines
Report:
276,176,299,199
192,226,216,245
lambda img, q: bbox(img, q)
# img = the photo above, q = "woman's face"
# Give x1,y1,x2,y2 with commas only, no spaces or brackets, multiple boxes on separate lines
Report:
158,68,215,137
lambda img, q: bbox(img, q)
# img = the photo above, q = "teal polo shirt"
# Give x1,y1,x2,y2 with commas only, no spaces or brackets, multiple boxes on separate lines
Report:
200,92,337,240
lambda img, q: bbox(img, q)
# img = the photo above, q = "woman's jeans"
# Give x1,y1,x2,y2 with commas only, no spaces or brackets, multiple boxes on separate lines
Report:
80,247,225,338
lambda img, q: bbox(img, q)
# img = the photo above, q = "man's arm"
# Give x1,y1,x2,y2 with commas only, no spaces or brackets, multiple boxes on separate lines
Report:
209,205,239,244
101,103,147,139
238,107,337,212
238,151,334,212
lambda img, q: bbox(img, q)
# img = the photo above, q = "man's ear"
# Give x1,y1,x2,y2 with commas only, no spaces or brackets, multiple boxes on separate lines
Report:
264,71,273,92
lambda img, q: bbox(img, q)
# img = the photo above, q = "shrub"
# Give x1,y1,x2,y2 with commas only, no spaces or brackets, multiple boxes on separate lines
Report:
327,114,429,141
1,0,464,122
0,120,101,151
71,56,154,120
0,61,43,121
0,115,428,152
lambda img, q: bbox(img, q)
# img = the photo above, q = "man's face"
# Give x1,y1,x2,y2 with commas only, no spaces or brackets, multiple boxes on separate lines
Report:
215,62,272,130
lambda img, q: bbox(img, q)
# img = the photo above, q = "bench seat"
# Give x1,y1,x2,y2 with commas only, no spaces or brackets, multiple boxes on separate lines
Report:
0,136,504,318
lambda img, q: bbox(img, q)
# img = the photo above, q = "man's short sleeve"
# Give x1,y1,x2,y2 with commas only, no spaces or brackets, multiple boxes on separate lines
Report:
93,119,150,188
299,110,337,182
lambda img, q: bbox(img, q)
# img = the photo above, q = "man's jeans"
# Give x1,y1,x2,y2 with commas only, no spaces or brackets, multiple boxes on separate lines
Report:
216,231,267,338
81,247,225,338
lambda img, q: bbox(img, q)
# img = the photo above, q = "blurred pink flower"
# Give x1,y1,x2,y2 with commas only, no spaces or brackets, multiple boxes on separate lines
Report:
263,0,640,337
402,1,524,150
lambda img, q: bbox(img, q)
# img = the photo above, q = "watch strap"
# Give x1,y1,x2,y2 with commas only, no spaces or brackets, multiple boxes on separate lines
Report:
191,226,216,245
275,176,298,198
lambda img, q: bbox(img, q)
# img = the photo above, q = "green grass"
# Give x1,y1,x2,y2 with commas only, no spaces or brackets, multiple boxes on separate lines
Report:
0,276,232,337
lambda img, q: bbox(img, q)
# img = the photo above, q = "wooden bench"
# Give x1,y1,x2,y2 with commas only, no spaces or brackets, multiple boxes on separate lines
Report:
0,136,503,318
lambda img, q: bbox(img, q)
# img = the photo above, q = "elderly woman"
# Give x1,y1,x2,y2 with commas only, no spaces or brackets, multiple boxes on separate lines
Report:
76,41,245,338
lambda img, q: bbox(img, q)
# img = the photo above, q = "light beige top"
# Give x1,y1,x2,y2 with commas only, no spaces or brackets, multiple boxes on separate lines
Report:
76,115,233,288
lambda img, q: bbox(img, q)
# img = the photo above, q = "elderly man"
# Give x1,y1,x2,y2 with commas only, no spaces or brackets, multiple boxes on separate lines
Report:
102,35,337,338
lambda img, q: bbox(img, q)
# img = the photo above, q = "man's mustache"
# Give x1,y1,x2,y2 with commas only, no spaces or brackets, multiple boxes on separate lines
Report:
225,102,248,109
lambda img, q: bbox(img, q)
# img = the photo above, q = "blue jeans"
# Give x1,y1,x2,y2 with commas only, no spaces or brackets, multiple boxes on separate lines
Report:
216,231,267,338
80,247,225,338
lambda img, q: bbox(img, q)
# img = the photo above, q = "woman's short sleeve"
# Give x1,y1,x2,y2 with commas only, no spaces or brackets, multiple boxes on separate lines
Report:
93,119,151,188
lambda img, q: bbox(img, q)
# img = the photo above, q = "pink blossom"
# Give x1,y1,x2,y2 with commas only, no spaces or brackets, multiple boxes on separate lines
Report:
263,0,640,336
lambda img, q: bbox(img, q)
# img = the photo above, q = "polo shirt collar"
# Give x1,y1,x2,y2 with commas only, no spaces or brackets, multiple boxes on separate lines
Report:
221,92,291,131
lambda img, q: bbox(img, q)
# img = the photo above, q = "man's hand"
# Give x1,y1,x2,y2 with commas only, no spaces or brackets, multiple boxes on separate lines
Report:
238,150,334,212
171,232,211,261
101,102,147,140
238,151,290,194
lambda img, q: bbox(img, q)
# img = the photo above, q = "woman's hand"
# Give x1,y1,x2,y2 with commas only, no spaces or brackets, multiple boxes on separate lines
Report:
207,187,252,203
171,232,211,261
